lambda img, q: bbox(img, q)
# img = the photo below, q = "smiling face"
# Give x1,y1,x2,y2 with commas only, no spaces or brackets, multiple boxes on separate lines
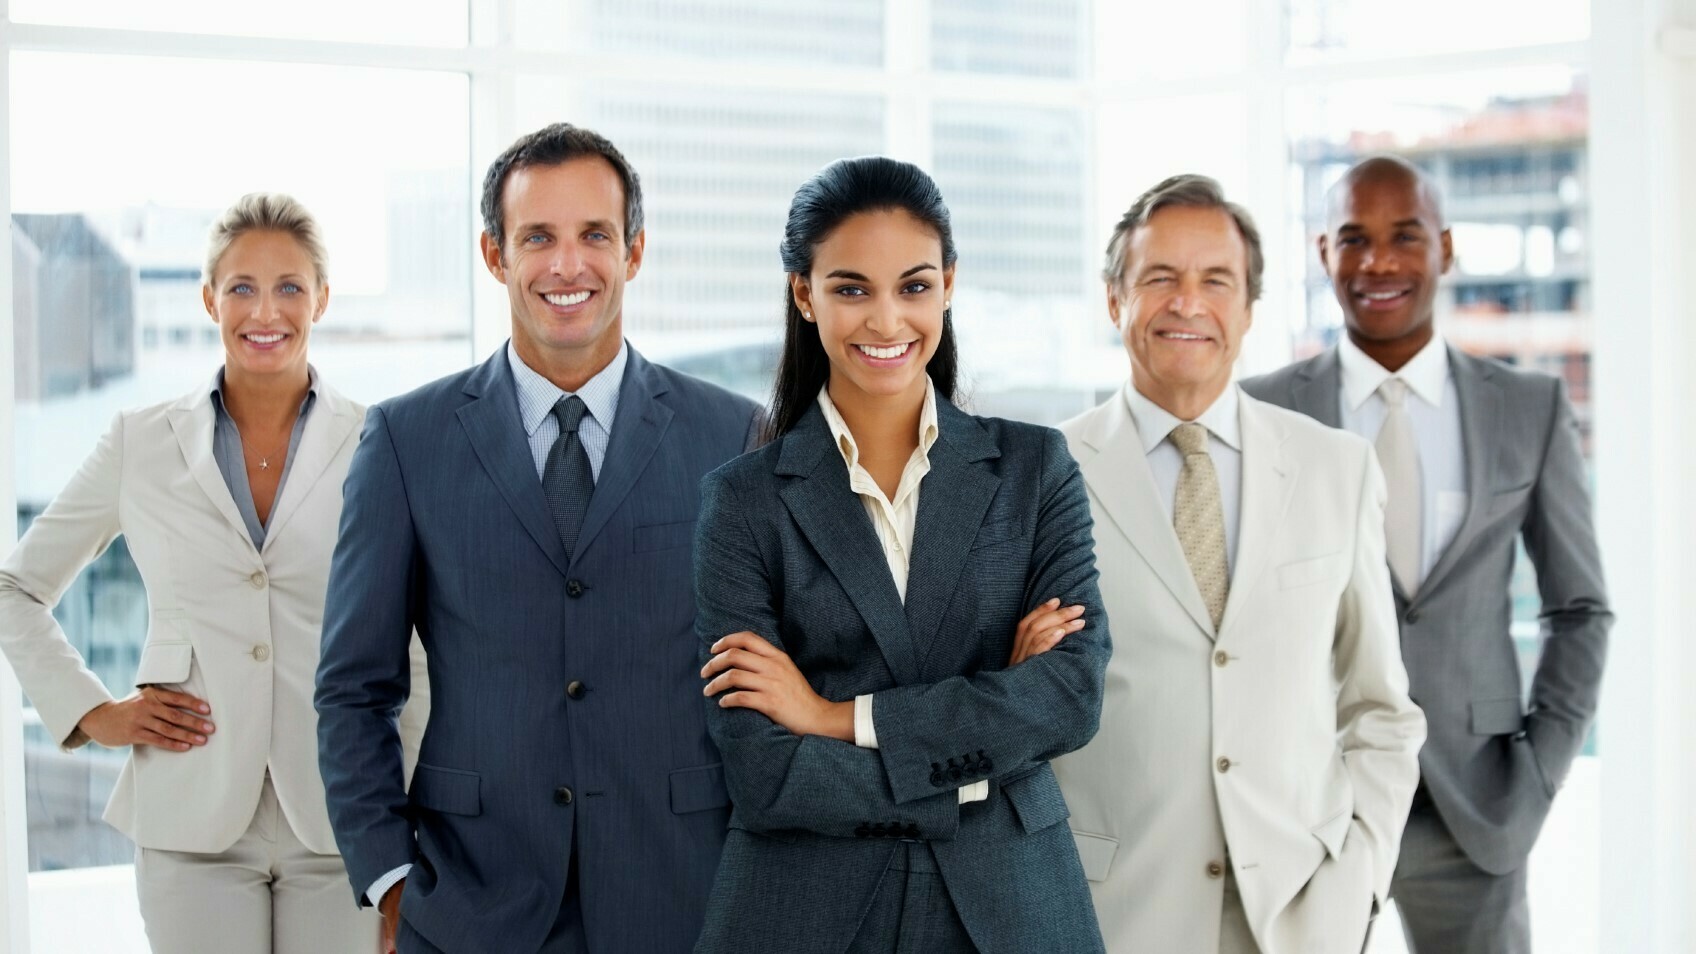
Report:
480,156,644,389
203,229,326,382
791,208,954,414
1320,167,1453,355
1109,205,1252,418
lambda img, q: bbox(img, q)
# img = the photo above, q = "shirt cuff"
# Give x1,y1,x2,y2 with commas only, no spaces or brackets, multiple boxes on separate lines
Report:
853,694,879,749
367,864,412,907
958,780,989,804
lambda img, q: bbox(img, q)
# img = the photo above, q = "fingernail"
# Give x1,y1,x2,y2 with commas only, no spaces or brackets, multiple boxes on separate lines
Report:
203,722,214,732
198,705,210,714
1049,598,1061,607
194,735,206,743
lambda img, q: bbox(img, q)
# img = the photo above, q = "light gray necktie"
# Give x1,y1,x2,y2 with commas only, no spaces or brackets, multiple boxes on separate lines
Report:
1171,423,1229,630
1376,378,1422,595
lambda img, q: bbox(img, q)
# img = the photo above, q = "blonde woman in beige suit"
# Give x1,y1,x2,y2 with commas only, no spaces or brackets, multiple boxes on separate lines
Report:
0,194,425,953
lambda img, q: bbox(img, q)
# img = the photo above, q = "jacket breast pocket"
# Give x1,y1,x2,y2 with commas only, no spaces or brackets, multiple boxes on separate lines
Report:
633,519,696,553
969,518,1021,550
410,763,482,816
1277,553,1345,590
1002,765,1070,835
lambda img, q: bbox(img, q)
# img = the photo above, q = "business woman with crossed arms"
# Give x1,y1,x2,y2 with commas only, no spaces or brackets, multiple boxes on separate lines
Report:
694,157,1109,953
0,194,424,952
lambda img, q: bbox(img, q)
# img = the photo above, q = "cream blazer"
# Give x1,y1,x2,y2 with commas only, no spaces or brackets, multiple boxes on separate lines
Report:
0,376,426,855
1050,386,1426,954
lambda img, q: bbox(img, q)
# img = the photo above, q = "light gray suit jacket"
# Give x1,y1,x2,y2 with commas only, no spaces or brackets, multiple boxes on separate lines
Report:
1242,345,1610,875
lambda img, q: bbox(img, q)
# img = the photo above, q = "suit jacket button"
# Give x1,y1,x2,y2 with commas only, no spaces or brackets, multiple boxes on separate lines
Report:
567,580,586,598
1206,860,1224,879
554,786,574,806
1405,610,1420,623
251,644,270,662
248,571,266,589
1214,650,1229,667
1216,757,1231,773
855,824,870,838
566,681,586,700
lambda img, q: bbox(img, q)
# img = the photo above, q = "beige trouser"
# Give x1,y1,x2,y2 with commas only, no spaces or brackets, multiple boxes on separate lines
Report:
1219,868,1262,954
134,775,377,954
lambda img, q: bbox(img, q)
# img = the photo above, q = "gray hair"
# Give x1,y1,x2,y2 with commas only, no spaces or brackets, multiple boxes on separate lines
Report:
203,192,329,287
1101,174,1263,302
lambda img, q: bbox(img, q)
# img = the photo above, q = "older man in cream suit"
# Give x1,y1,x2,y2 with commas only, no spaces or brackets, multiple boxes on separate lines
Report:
1051,175,1426,954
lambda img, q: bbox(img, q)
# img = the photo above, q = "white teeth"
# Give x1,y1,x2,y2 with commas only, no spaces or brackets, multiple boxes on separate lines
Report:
856,342,911,360
1161,332,1207,341
1361,290,1406,301
245,333,285,344
545,291,591,306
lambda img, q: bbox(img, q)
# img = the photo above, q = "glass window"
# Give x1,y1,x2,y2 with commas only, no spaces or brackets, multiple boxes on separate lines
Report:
10,51,471,871
933,103,1105,421
9,0,468,47
1286,0,1587,64
515,0,883,67
932,0,1086,78
1095,0,1247,82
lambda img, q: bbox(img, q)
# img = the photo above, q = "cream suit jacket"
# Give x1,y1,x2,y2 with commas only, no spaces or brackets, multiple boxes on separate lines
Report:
0,377,425,855
1050,385,1426,954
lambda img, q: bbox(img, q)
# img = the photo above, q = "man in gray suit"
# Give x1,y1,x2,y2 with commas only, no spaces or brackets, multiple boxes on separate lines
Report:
316,123,761,953
1241,155,1611,954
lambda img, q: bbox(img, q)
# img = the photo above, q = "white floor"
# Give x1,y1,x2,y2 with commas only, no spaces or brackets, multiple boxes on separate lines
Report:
28,758,1602,954
1368,756,1600,953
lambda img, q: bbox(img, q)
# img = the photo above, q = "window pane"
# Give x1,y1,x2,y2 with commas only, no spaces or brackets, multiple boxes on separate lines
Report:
1287,0,1587,64
10,0,467,47
933,103,1106,419
515,0,883,66
10,52,471,871
932,0,1086,79
1096,0,1246,82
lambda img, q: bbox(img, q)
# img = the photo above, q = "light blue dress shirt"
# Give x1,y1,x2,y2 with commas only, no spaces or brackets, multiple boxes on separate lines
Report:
506,339,627,482
1123,381,1244,574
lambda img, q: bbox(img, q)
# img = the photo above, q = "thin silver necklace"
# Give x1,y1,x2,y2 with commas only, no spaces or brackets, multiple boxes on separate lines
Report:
240,432,290,470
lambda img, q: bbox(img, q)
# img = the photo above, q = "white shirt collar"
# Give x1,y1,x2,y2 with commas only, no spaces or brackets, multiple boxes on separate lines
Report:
817,381,940,472
1339,332,1450,412
506,339,628,438
1122,381,1242,456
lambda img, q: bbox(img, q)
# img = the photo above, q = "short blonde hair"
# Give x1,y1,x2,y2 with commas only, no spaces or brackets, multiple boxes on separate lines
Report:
203,192,329,288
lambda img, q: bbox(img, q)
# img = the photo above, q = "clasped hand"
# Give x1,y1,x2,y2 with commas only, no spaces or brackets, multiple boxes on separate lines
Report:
700,598,1086,738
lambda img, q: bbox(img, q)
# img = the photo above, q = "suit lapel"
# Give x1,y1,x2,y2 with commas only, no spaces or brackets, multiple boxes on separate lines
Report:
1414,347,1498,603
1217,395,1297,640
776,406,921,686
905,403,1001,670
457,350,571,577
1291,349,1344,428
166,386,253,553
1075,391,1215,639
571,348,672,565
260,384,359,553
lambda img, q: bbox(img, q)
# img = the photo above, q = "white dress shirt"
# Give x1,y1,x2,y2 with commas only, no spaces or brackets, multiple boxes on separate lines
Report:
819,384,987,805
1123,381,1244,574
367,341,632,905
1337,334,1468,586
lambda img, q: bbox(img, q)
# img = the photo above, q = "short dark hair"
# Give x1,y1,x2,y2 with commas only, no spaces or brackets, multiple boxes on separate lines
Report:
480,123,644,256
768,156,960,439
1102,174,1264,302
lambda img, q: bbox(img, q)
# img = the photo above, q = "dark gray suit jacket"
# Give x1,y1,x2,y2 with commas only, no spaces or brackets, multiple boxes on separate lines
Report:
692,400,1109,954
316,345,760,952
1242,345,1610,875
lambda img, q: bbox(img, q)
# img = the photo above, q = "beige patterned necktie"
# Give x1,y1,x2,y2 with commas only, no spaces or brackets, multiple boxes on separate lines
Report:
1376,378,1423,595
1171,423,1229,630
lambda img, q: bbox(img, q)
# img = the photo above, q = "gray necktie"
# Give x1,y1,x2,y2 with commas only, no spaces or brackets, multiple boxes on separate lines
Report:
543,396,594,558
1171,422,1229,630
1376,379,1422,595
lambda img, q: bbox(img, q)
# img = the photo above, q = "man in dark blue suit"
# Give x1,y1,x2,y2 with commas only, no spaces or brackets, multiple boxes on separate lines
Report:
315,123,762,953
